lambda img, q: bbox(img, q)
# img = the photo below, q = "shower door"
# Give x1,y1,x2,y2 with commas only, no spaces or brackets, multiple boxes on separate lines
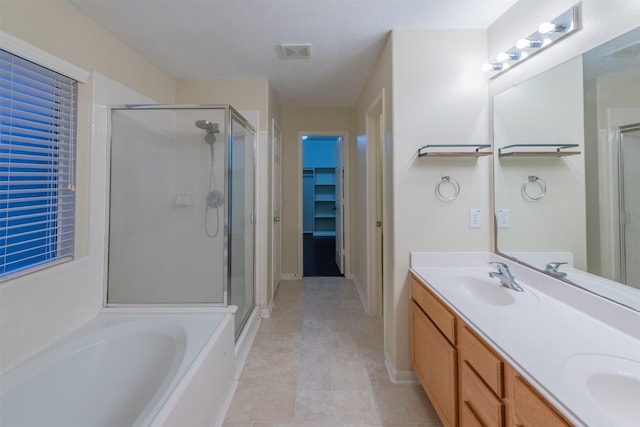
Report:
107,106,228,305
228,109,255,336
618,123,640,289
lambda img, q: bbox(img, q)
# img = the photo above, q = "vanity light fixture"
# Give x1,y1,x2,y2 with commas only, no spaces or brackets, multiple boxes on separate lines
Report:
482,4,581,78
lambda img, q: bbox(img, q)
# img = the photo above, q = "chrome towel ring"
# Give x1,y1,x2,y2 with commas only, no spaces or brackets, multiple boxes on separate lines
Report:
436,176,460,202
522,175,546,201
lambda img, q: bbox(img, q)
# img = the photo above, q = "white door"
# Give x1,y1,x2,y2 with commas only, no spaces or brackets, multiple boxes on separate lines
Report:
271,119,282,298
335,137,344,273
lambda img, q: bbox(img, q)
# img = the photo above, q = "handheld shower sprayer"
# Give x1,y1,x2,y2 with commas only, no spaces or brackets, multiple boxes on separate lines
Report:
195,119,220,161
195,119,223,238
195,119,219,135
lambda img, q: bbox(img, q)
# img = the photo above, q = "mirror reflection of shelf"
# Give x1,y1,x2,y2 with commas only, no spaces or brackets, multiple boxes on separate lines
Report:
417,144,492,157
498,144,581,157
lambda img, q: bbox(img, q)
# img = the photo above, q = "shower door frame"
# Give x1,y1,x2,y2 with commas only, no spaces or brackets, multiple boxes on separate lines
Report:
104,104,256,316
227,106,258,337
616,122,640,286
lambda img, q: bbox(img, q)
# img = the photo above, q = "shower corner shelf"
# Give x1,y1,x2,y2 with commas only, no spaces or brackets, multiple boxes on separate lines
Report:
498,144,581,157
417,144,492,157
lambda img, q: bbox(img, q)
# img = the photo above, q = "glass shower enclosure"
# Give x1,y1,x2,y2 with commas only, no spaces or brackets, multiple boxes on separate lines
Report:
107,105,255,337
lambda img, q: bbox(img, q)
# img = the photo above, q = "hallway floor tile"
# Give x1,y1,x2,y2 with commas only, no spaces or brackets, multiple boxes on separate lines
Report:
223,277,442,427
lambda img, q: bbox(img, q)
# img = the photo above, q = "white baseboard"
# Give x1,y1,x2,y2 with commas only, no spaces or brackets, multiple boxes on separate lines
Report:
282,273,301,280
385,351,418,384
353,276,369,314
260,298,274,318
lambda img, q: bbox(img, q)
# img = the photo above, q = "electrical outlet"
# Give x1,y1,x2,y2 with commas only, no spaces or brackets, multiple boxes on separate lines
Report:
497,209,511,228
469,208,481,228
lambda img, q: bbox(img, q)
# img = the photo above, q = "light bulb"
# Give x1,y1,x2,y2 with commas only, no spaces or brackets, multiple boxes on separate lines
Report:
538,21,557,34
496,52,509,62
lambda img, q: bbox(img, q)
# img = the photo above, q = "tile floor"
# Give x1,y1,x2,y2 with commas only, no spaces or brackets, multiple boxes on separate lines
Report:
223,277,443,427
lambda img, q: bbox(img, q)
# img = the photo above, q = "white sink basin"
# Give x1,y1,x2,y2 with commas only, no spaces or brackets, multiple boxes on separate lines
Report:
432,269,538,306
564,354,640,426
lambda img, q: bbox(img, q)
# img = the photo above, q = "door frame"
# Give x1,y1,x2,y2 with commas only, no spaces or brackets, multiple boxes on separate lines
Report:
270,118,282,306
297,131,350,278
365,91,385,316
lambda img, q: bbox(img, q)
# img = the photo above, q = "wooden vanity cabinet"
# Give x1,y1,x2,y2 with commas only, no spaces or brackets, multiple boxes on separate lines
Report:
410,276,458,427
410,273,573,427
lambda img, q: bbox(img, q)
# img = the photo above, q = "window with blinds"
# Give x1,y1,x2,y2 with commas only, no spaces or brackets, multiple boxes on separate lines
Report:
0,49,78,280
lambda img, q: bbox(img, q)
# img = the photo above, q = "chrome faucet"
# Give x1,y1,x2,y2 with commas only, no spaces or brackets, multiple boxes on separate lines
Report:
488,262,524,292
545,262,567,277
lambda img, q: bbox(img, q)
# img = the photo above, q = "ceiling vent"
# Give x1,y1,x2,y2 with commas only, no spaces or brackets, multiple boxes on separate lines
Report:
279,43,312,59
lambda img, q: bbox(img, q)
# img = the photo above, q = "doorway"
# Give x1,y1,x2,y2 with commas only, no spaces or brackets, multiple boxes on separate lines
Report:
301,134,346,277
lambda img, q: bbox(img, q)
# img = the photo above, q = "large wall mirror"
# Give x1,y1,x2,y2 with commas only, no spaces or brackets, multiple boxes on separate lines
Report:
493,26,640,312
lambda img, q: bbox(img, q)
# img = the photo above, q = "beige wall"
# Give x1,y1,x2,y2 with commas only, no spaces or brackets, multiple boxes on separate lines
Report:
388,29,492,376
175,78,270,129
280,107,356,277
0,0,175,373
354,29,491,380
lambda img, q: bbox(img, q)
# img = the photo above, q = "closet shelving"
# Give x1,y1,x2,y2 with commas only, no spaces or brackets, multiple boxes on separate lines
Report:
312,167,336,237
417,144,492,157
498,143,580,157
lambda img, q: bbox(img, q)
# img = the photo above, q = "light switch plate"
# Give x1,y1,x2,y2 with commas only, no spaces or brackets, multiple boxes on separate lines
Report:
469,208,481,228
497,208,511,228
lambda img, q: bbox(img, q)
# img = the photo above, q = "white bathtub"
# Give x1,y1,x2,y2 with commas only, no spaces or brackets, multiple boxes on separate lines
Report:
0,310,235,427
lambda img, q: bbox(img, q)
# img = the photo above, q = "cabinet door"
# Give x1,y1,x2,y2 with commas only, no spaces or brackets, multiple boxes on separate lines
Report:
510,371,571,427
411,301,457,427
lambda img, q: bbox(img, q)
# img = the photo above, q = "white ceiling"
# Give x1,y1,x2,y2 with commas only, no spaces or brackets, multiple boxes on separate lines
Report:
69,0,518,107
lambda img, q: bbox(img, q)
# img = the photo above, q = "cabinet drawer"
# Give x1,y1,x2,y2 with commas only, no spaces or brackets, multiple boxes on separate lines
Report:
460,362,504,427
411,275,456,343
459,323,504,396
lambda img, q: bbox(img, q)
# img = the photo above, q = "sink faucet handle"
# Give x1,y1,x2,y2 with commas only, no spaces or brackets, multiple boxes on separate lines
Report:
488,261,510,273
545,261,567,272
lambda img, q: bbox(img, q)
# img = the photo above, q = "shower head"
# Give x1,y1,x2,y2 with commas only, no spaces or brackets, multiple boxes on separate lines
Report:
195,120,220,135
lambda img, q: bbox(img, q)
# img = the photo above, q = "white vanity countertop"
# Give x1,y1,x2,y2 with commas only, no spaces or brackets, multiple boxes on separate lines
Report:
409,251,640,427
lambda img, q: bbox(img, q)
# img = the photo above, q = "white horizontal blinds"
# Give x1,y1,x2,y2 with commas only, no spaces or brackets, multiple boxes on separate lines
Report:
0,49,77,278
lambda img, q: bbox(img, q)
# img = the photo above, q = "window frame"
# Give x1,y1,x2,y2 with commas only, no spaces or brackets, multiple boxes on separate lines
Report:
0,32,87,281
